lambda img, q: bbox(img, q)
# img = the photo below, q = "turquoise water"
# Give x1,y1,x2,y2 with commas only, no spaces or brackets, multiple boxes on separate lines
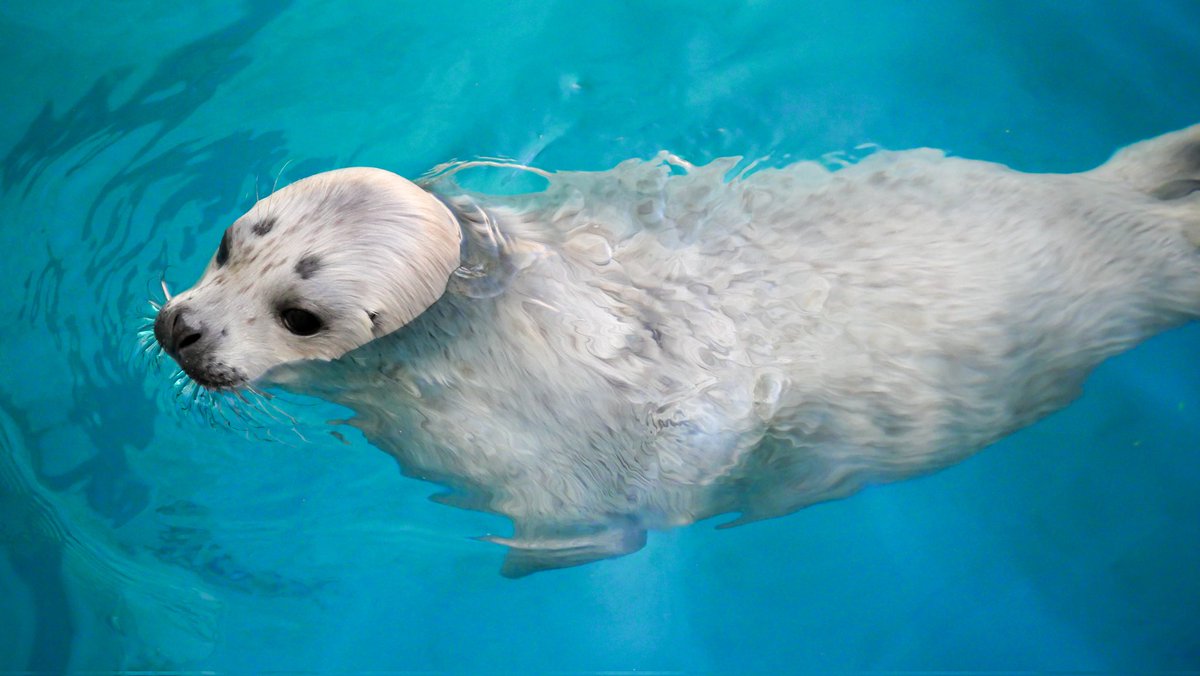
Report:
2,1,1199,672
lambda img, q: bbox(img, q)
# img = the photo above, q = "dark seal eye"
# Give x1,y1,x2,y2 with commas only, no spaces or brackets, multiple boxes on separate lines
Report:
216,229,231,266
280,308,322,336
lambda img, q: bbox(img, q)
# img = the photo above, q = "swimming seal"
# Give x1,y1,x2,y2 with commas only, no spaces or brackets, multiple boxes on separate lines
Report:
154,125,1200,576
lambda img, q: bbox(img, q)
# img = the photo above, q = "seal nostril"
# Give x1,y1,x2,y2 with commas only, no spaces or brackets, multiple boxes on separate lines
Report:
178,331,202,350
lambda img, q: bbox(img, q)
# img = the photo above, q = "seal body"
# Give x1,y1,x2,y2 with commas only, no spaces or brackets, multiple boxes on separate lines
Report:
157,126,1200,576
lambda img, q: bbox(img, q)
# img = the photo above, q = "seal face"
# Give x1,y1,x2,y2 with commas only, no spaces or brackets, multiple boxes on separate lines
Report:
154,167,462,390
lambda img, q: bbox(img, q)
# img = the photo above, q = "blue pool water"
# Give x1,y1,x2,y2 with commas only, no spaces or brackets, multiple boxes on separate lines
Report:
2,1,1199,671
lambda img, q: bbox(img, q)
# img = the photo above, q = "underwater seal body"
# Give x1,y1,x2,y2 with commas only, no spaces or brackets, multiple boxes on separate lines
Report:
154,126,1200,576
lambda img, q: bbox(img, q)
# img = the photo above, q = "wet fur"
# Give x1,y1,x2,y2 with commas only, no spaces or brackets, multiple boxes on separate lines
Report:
159,126,1200,576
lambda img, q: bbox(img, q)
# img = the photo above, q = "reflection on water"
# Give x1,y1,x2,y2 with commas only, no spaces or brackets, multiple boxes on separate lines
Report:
0,3,330,671
0,398,220,669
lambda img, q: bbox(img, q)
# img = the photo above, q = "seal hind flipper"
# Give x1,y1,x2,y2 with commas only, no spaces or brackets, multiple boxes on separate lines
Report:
1091,123,1200,199
1089,123,1200,249
483,523,647,578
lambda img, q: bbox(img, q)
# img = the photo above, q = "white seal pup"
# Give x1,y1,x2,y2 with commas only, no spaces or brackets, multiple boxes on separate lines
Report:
153,126,1200,576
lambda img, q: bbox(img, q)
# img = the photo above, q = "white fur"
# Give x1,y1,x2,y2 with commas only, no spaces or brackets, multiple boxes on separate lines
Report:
163,127,1200,576
162,167,461,386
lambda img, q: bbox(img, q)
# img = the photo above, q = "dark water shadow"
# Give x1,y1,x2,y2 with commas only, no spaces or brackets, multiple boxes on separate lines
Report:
0,1,347,671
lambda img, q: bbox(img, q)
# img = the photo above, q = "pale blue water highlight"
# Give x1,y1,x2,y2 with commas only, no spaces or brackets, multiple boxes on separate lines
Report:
1,1,1198,672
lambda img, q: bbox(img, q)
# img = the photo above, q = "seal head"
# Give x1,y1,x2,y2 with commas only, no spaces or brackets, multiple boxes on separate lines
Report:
154,167,462,390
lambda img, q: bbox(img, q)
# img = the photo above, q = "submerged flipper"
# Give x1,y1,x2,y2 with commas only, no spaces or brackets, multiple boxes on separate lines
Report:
483,522,647,578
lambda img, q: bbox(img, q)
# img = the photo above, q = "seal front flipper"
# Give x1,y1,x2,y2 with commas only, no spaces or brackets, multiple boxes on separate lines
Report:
483,521,647,578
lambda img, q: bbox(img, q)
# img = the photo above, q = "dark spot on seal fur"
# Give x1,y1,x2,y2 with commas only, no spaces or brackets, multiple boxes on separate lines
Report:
216,229,231,266
189,362,247,390
295,255,322,279
1152,179,1200,200
643,321,664,348
252,217,276,236
332,183,372,212
340,192,370,213
368,310,381,327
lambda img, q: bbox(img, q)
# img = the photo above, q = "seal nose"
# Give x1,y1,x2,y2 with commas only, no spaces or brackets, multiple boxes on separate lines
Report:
154,304,205,360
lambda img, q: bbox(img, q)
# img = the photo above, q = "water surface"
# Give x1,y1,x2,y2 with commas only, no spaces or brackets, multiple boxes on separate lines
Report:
1,1,1199,671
